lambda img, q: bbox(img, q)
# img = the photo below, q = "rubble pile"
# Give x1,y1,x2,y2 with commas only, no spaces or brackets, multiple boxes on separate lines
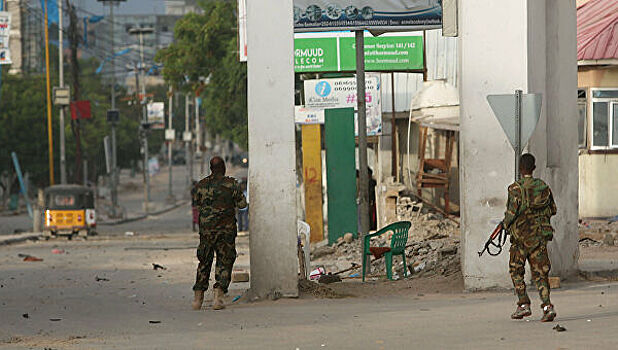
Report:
397,197,459,241
310,211,461,280
579,220,617,247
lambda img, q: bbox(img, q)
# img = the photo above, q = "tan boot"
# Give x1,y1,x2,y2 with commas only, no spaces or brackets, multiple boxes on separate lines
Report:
212,288,226,310
192,290,204,310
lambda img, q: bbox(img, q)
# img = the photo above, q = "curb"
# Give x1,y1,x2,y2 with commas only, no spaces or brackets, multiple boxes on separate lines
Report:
580,269,618,280
0,233,42,246
98,201,189,226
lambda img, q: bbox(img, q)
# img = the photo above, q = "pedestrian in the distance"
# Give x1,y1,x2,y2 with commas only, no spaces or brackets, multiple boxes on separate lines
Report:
191,157,247,311
503,153,557,322
191,180,198,232
237,179,249,232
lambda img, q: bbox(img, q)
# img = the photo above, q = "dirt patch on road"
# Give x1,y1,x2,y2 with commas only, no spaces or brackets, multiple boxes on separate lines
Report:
298,279,349,299
297,271,464,300
1,334,91,349
327,271,465,298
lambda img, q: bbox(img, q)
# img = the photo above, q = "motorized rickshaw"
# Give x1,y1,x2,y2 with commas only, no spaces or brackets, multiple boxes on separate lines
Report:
44,185,96,238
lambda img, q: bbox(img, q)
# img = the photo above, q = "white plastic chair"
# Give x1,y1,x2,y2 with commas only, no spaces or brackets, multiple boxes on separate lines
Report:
297,220,311,279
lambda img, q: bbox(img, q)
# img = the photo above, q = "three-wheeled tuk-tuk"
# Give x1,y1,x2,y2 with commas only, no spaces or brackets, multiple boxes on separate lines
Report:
44,185,96,238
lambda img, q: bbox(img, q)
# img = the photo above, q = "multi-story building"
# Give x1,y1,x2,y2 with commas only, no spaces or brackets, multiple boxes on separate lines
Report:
164,0,202,16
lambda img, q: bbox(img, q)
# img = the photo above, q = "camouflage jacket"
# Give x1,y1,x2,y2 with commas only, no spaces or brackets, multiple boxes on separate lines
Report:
503,176,557,247
193,174,247,232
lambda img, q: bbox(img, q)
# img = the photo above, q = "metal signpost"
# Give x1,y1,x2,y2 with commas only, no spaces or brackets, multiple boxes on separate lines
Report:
167,86,175,201
11,152,33,219
487,90,543,181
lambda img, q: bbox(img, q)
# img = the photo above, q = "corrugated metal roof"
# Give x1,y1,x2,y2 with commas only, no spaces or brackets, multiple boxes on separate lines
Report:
577,0,618,61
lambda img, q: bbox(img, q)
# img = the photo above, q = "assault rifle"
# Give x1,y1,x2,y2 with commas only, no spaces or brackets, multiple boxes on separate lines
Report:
478,222,508,257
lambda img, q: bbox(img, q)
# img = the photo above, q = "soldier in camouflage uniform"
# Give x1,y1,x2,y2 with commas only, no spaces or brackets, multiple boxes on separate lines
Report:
503,153,557,322
191,156,247,310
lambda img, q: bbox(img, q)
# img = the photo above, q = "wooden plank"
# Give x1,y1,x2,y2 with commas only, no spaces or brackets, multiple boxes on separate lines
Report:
302,124,325,243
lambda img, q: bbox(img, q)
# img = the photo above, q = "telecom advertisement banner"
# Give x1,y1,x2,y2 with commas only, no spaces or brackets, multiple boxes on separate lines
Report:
293,0,442,32
294,34,423,72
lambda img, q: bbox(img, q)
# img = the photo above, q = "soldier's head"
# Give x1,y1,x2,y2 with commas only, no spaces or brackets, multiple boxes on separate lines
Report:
520,153,536,175
210,156,226,176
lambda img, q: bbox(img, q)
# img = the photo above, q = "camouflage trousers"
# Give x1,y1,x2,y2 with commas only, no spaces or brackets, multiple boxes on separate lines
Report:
509,240,552,307
193,230,237,294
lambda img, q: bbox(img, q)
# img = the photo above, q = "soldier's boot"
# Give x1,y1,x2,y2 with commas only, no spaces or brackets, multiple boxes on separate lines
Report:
212,287,226,310
192,290,204,310
510,304,532,319
541,304,556,322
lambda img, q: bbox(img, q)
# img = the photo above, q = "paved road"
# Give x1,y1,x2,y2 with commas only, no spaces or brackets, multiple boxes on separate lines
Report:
1,235,617,349
0,163,248,236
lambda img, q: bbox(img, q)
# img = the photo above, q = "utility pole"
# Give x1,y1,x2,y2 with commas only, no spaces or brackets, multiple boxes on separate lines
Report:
129,27,154,209
58,0,66,184
67,0,82,184
98,0,124,215
355,30,369,237
44,0,55,185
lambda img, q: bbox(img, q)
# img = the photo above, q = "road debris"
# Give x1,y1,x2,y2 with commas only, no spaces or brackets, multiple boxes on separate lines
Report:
298,279,344,299
18,254,43,262
22,313,29,318
309,267,326,280
553,324,566,332
152,263,167,270
318,274,342,284
51,249,65,254
95,276,110,282
232,270,250,283
149,320,161,324
49,318,62,321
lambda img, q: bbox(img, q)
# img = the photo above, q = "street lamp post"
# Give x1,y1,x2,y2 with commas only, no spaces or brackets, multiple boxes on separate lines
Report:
129,27,154,211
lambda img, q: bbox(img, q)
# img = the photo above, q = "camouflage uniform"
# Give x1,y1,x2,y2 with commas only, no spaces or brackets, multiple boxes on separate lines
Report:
503,175,557,307
192,174,247,293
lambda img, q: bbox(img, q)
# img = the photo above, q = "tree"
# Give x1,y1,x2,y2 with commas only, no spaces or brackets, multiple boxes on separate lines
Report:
155,0,248,148
0,55,153,187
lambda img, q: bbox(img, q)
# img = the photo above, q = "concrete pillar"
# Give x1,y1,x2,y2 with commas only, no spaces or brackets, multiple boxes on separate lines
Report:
459,0,578,289
247,0,298,297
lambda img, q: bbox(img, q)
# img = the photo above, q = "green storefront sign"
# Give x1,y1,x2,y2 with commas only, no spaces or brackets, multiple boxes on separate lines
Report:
295,38,339,72
294,36,423,73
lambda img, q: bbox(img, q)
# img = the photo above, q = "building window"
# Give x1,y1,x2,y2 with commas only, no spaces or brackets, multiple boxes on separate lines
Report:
590,89,618,150
592,102,608,147
613,103,618,147
578,101,587,148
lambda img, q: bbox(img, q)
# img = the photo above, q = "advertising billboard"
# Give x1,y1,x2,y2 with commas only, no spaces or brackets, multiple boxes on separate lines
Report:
303,75,382,135
147,102,165,129
293,0,442,32
0,11,11,65
295,34,423,72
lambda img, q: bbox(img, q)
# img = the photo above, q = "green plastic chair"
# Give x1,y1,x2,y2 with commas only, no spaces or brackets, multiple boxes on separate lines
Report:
362,221,412,282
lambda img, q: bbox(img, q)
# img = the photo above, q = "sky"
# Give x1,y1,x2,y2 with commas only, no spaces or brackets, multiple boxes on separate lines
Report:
75,0,166,16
